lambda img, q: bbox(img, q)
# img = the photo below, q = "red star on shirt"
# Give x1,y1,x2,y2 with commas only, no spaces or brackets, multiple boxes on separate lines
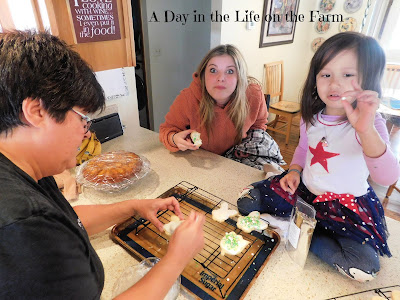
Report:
309,141,340,172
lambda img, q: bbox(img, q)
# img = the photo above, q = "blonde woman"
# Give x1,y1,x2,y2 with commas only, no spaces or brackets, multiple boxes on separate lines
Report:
159,44,268,155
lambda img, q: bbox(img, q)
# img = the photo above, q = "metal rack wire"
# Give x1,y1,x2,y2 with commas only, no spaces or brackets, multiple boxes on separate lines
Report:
112,181,280,300
326,284,400,299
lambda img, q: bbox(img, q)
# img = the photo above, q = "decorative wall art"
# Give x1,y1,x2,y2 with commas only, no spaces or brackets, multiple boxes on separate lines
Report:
319,0,336,13
315,20,331,34
339,17,357,32
344,0,363,13
259,0,301,48
68,0,121,43
311,37,325,52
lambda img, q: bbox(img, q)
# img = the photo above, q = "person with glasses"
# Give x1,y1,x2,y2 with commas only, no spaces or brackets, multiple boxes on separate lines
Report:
0,30,205,299
71,108,93,133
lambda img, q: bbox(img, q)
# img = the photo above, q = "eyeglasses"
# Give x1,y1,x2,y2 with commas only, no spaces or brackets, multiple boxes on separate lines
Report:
71,108,92,133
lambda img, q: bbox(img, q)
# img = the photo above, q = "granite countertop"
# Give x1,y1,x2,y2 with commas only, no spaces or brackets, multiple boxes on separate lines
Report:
73,126,400,300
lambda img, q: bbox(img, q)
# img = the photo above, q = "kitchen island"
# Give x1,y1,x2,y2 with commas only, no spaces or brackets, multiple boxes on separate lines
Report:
74,126,400,300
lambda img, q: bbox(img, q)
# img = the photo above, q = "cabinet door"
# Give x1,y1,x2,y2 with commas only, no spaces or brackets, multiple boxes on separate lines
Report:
46,0,135,71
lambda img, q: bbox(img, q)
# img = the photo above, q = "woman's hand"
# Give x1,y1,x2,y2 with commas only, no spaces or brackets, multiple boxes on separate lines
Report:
114,210,205,299
171,129,200,151
280,170,300,194
134,197,184,232
166,210,205,266
341,80,380,135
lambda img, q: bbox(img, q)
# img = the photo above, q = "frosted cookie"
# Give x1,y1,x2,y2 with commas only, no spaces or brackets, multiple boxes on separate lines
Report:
392,290,400,300
212,202,238,223
163,215,183,236
237,211,268,233
190,131,202,146
220,232,250,256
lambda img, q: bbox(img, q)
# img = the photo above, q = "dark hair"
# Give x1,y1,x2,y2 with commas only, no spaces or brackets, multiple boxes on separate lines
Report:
301,32,386,125
0,30,105,135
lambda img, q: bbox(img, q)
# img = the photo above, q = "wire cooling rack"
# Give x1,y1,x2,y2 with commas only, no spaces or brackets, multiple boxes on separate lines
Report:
326,285,400,299
111,181,280,300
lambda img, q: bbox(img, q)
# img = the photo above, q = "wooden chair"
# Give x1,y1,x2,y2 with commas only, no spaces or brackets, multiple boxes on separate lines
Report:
383,64,400,99
264,61,300,145
383,181,400,208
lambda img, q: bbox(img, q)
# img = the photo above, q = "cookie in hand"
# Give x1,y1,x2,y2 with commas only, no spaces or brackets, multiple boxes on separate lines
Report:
190,131,202,146
163,215,183,236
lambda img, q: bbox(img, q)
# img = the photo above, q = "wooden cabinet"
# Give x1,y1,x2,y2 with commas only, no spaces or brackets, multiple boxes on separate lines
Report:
0,0,135,72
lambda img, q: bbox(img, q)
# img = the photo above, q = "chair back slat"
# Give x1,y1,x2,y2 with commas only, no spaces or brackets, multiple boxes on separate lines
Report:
264,61,284,102
383,64,400,98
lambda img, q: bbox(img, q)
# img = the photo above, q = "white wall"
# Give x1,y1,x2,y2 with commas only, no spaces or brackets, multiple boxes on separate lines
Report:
93,67,140,131
210,0,222,48
380,0,400,63
142,0,211,132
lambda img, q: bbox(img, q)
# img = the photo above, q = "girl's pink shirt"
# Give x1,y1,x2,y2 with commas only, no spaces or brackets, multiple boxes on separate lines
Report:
291,112,400,186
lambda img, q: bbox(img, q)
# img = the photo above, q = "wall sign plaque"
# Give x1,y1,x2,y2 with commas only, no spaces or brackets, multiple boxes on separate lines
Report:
68,0,121,43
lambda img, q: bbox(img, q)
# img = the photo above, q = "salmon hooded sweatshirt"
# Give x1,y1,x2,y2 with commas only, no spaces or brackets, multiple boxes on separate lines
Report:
159,73,268,155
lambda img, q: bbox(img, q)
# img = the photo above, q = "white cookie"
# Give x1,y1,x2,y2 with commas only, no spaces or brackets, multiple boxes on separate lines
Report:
392,290,400,300
163,215,183,236
190,131,202,146
220,231,250,256
212,202,238,223
237,211,268,233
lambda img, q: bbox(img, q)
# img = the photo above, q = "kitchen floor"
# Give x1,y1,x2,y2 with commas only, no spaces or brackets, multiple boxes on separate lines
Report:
267,115,400,222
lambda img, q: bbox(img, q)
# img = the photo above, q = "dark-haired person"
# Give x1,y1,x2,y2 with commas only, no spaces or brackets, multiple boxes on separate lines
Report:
238,32,400,282
0,30,204,299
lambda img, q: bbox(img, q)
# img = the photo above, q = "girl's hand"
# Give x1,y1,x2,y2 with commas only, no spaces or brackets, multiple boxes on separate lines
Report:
341,80,380,134
134,197,184,232
172,129,200,151
279,171,300,194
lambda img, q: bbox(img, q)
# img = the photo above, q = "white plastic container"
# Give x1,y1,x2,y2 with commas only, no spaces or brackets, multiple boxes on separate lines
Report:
112,257,181,299
285,197,317,268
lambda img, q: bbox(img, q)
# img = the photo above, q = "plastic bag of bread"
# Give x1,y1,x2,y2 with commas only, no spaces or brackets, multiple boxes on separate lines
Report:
285,196,317,268
75,150,150,192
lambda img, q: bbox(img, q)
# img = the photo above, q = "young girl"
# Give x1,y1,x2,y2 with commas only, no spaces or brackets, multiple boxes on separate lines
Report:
159,44,268,155
237,32,400,282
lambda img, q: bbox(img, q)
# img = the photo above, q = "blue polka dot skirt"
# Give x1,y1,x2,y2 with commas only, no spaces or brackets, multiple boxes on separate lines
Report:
242,172,391,257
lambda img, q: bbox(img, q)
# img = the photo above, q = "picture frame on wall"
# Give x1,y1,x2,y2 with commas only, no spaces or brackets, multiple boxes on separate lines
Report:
259,0,301,48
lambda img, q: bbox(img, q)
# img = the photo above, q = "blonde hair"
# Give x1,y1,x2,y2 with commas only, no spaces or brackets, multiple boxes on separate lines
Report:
197,44,256,144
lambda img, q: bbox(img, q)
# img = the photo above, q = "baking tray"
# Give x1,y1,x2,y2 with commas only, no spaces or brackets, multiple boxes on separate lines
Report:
111,181,280,300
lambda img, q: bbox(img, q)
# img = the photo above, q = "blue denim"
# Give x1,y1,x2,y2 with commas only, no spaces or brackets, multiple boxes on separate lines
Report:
311,227,380,281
